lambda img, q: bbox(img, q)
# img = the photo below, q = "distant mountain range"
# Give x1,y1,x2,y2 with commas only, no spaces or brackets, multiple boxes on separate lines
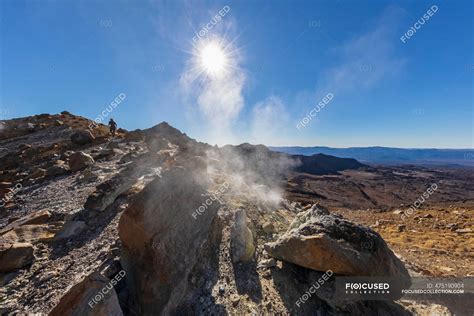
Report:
222,143,366,176
269,146,474,167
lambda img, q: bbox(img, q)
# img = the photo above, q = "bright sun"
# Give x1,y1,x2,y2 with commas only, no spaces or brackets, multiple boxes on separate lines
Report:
199,43,228,77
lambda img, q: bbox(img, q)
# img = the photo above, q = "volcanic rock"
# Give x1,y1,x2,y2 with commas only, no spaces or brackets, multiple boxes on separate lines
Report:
84,173,134,212
119,166,219,315
264,205,410,285
0,210,51,234
93,148,121,160
3,222,63,244
123,129,145,142
262,222,276,234
50,272,123,316
29,168,46,180
46,162,70,177
70,129,95,145
258,258,276,269
68,152,94,172
0,242,34,272
230,209,255,263
54,221,86,240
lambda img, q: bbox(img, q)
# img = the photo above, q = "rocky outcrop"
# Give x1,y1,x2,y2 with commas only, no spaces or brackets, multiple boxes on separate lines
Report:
84,171,138,212
84,152,166,212
46,161,70,177
71,129,95,145
2,222,63,244
124,130,145,142
0,242,34,272
0,113,463,315
119,166,220,315
92,148,121,161
230,209,255,263
68,152,94,172
50,272,123,316
0,210,51,234
0,210,58,245
265,205,410,286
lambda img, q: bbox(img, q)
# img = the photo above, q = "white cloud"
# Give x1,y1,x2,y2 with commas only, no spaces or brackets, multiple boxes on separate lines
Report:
196,71,245,126
250,96,289,145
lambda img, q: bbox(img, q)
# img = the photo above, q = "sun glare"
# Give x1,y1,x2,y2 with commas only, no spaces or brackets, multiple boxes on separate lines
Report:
199,43,228,78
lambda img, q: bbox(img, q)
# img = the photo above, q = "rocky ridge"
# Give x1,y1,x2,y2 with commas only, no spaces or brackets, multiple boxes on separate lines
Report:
0,113,463,315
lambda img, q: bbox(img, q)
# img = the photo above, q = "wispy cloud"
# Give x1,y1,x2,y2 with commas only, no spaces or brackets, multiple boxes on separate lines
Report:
249,95,289,145
326,6,406,92
301,6,407,109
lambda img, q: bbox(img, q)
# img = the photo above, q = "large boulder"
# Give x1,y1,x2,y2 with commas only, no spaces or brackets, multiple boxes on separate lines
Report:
118,166,219,315
50,272,123,316
0,242,34,272
68,152,94,172
230,209,255,263
264,205,410,285
71,129,95,145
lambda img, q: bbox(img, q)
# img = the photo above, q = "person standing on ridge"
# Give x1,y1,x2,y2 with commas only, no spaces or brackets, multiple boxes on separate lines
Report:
108,118,117,137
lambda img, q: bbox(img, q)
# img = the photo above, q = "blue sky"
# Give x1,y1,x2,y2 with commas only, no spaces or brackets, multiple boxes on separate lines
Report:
1,0,472,148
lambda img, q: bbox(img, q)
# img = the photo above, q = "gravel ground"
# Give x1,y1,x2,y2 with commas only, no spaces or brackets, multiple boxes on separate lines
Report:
0,141,138,314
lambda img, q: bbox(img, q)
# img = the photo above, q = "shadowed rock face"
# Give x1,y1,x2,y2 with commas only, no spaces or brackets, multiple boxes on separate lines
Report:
265,205,410,287
118,166,220,315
